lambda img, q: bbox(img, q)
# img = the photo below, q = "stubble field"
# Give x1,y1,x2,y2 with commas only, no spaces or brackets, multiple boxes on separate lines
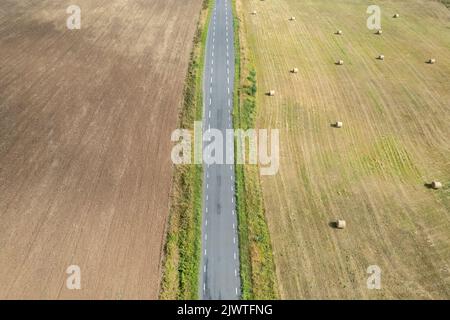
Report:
239,0,450,299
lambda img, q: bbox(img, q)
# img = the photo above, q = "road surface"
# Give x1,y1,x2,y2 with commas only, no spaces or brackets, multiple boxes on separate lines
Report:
199,0,240,300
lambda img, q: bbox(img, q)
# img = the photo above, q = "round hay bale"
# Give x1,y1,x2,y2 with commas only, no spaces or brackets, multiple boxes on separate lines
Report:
431,181,443,189
376,30,383,35
378,54,385,60
336,220,346,229
337,60,344,65
393,13,400,18
335,121,343,128
289,16,296,21
251,11,257,15
336,30,343,35
428,58,436,64
268,90,275,96
291,67,299,73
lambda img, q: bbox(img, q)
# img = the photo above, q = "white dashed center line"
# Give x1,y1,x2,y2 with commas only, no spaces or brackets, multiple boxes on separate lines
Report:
202,0,239,300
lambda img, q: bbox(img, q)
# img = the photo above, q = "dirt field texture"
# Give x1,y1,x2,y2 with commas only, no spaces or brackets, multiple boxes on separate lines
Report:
0,0,202,299
239,0,450,299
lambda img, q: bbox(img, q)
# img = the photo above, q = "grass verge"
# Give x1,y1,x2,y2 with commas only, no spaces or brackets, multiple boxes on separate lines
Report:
232,0,278,300
159,0,212,300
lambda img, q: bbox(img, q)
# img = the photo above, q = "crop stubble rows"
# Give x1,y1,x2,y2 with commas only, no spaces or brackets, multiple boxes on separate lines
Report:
240,0,450,299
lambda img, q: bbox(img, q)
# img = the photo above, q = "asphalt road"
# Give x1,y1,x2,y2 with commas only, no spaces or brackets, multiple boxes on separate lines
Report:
199,0,240,300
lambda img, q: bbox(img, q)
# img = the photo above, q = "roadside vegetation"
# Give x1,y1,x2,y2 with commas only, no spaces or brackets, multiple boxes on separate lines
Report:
159,0,212,300
232,0,278,300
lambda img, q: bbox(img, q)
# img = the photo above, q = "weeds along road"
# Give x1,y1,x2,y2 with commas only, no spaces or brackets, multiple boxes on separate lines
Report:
199,0,240,300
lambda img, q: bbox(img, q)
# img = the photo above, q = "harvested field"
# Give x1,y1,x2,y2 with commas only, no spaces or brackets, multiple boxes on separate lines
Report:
240,0,450,299
0,0,202,299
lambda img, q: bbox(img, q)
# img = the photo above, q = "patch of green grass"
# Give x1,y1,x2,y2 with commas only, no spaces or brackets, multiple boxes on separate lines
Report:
159,0,212,300
232,0,278,300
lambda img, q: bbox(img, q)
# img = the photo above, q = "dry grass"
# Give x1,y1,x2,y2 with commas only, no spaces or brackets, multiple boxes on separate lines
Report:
239,0,450,299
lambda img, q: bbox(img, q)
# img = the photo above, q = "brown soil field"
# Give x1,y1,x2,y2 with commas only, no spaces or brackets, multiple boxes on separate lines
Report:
239,0,450,299
0,0,201,299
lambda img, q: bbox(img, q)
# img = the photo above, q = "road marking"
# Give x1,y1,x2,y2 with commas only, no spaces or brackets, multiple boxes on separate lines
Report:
232,209,235,215
202,0,240,298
